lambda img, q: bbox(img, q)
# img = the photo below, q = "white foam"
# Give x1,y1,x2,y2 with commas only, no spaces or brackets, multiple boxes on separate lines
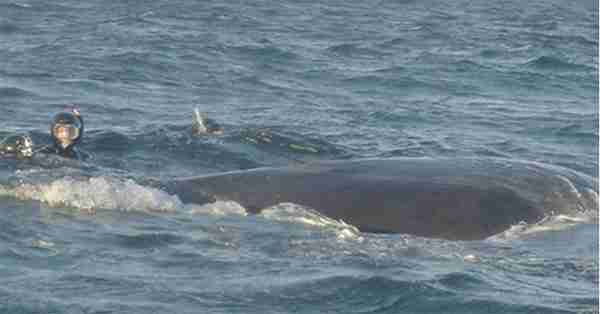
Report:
463,254,481,262
30,239,59,256
260,203,363,241
555,175,582,199
12,2,31,8
488,213,594,241
31,239,55,249
0,175,252,217
187,200,247,216
3,176,184,212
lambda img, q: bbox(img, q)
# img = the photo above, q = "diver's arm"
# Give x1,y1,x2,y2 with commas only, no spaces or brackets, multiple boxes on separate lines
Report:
36,145,55,155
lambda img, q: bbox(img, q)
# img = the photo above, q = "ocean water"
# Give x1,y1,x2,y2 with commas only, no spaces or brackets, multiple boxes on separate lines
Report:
0,0,598,313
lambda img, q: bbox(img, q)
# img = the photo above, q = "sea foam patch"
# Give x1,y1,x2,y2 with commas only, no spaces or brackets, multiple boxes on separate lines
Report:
259,203,362,241
1,176,183,212
186,200,247,216
0,175,251,216
487,212,595,242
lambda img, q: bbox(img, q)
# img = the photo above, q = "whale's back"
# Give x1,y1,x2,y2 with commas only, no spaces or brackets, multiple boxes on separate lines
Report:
171,158,598,240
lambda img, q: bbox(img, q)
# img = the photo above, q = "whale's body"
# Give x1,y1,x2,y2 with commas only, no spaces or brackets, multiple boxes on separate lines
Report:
170,157,598,240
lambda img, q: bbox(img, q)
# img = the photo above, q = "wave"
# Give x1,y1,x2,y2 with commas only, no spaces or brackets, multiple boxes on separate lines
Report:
103,51,176,80
524,56,593,72
0,176,183,212
326,43,386,58
555,123,599,141
246,272,590,314
0,172,250,217
232,75,302,94
85,130,135,153
0,22,19,34
488,211,598,242
259,203,362,241
0,69,52,79
112,232,186,249
234,127,351,159
449,59,491,72
377,37,406,49
188,200,247,216
230,44,300,64
343,74,432,91
80,126,262,173
0,86,36,97
61,123,350,176
0,2,31,9
372,65,406,75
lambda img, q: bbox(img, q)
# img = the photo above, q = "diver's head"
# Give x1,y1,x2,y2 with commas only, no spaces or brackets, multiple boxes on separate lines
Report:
51,111,83,150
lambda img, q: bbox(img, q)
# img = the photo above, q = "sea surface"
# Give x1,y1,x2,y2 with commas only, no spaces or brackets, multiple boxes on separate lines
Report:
0,0,598,313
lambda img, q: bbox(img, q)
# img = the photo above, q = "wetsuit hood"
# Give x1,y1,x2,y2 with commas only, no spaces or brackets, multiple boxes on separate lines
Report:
50,111,84,153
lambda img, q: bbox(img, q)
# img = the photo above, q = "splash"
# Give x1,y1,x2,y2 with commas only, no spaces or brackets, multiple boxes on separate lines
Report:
1,176,184,212
487,212,596,241
0,175,251,217
259,203,363,241
187,200,247,216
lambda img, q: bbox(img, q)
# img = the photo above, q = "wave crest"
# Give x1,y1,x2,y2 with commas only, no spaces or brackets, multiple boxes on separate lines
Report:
1,176,183,212
488,212,597,241
259,203,362,241
0,175,252,217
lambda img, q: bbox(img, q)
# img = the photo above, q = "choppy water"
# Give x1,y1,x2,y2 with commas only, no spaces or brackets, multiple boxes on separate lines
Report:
0,0,598,313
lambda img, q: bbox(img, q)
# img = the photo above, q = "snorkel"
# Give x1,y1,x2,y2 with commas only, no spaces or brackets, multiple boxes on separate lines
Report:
192,108,208,135
191,107,224,135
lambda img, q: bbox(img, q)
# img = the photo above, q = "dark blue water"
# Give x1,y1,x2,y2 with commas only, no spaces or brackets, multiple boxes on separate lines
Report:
0,0,598,313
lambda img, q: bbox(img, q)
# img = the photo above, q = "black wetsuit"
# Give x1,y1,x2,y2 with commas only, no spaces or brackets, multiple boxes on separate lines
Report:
41,112,85,160
39,144,83,160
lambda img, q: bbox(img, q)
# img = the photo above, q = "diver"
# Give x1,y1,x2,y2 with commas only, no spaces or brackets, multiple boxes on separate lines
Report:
0,107,85,160
2,106,220,160
192,108,224,135
42,107,85,159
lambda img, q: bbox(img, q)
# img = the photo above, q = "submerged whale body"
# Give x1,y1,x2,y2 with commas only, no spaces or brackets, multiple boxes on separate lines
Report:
170,157,598,240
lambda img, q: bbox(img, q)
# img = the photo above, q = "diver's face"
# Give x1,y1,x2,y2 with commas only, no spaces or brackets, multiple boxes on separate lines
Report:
53,125,76,147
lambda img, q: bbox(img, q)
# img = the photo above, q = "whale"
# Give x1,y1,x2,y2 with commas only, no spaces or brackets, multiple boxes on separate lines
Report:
168,157,598,240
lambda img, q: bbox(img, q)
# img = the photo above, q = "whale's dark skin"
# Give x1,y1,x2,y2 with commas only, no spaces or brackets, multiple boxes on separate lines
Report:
169,157,598,240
